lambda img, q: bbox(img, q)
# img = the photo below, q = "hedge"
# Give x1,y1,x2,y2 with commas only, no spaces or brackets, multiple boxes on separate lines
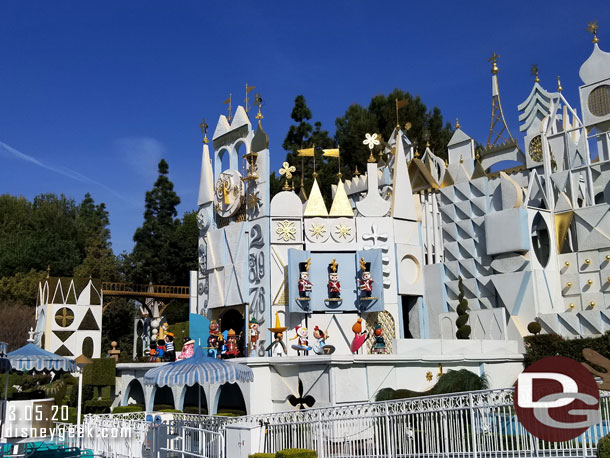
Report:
524,332,610,367
599,434,610,458
82,358,116,386
112,405,144,414
248,454,274,458
170,321,190,351
84,399,112,414
275,449,317,458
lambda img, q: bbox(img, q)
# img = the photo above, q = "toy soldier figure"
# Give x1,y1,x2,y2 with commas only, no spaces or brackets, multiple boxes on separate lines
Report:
327,259,341,299
358,258,374,298
249,316,259,354
298,258,313,298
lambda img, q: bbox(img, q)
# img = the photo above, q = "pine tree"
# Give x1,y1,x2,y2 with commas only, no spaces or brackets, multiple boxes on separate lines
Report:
129,159,181,284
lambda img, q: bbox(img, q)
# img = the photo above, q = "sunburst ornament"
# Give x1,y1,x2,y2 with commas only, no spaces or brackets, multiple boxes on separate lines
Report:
275,220,296,242
309,223,326,239
426,371,433,382
279,162,296,191
334,223,351,239
246,190,261,210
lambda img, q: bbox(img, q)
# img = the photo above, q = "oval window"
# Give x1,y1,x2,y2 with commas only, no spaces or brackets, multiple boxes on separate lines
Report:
82,337,94,358
531,213,550,267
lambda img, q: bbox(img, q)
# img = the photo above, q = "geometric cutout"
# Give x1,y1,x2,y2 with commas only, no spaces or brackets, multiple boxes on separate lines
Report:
54,307,74,328
491,271,533,316
52,331,74,343
490,253,530,273
499,171,524,210
55,345,74,357
82,337,94,359
78,308,100,331
555,192,573,212
526,170,548,209
555,212,574,253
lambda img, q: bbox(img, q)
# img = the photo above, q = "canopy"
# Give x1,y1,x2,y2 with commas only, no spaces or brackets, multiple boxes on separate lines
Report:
143,346,253,387
8,343,78,373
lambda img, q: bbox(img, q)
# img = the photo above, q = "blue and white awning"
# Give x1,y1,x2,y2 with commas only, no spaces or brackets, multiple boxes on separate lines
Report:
143,347,253,387
8,343,78,373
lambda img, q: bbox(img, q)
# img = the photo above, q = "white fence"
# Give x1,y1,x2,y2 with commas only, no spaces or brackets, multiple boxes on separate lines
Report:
51,387,610,457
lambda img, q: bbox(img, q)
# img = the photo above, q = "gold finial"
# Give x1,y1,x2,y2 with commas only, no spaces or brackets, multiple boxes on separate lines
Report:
199,118,209,144
459,154,463,164
426,140,430,148
245,83,256,113
395,98,408,128
254,93,263,120
475,151,481,161
557,76,563,92
414,149,420,158
354,166,360,176
46,265,51,279
279,161,296,191
489,52,499,74
329,259,338,273
588,20,599,43
405,122,412,131
455,118,461,129
444,159,449,167
223,93,233,122
530,64,540,83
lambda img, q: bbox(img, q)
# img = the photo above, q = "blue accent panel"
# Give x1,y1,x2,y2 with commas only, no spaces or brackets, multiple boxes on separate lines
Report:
288,248,311,313
355,248,384,312
189,313,210,348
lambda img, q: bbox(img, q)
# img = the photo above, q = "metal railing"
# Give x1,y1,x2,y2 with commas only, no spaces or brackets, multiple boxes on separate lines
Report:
101,282,189,299
49,387,610,457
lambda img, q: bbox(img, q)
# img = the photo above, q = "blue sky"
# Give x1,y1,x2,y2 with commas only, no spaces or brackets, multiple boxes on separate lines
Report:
1,1,608,254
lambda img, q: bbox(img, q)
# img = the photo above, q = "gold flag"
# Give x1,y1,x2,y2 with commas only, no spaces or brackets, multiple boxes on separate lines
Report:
246,84,256,93
396,99,408,109
322,148,340,158
297,147,315,157
223,95,231,104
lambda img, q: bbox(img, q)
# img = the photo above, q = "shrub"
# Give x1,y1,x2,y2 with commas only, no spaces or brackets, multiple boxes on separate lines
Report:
84,399,112,414
524,332,610,367
455,277,470,339
276,449,317,458
599,434,610,458
112,405,144,414
527,321,541,335
248,454,274,458
159,409,181,413
82,358,116,387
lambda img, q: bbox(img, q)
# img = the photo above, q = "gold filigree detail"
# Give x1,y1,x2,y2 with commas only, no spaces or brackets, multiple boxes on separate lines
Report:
246,191,261,210
426,371,433,382
275,220,296,242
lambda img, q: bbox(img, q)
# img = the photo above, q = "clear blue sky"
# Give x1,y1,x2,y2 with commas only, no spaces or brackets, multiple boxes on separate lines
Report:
1,1,608,254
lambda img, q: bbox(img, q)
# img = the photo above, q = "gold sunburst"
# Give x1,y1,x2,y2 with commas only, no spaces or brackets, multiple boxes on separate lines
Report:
426,371,433,382
335,223,351,239
309,223,326,239
246,191,261,210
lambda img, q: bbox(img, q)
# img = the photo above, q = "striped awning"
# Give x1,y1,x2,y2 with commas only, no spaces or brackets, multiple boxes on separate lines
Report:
143,346,253,387
8,343,78,373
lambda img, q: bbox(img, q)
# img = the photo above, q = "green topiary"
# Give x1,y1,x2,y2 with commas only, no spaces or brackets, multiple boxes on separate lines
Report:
112,405,144,414
527,321,541,335
455,277,470,339
275,449,317,458
82,358,116,387
598,434,610,458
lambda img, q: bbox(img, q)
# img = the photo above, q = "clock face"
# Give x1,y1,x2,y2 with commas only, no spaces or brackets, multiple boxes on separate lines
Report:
214,169,244,217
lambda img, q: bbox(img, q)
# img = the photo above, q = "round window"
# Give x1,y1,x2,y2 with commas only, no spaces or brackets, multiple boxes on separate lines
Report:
588,85,610,117
531,213,550,267
54,307,74,328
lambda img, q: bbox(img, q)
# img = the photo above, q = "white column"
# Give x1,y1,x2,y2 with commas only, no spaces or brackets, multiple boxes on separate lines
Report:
77,370,83,428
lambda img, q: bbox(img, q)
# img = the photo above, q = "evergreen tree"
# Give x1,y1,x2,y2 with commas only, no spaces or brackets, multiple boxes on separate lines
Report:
128,159,182,284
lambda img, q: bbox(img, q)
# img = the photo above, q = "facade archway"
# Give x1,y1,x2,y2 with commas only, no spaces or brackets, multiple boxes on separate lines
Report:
216,382,246,415
152,386,174,411
181,384,208,414
123,379,146,408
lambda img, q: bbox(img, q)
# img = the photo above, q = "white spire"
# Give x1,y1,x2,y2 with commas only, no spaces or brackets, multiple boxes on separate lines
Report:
197,143,214,206
391,130,417,220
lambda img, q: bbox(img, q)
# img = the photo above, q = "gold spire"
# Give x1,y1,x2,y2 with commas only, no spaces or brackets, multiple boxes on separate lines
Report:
588,20,599,44
304,177,328,216
46,265,51,279
395,99,409,128
489,52,499,74
354,166,361,176
223,93,233,122
254,93,263,120
279,162,296,191
557,76,563,92
199,118,209,144
530,64,540,83
455,118,461,129
329,179,354,217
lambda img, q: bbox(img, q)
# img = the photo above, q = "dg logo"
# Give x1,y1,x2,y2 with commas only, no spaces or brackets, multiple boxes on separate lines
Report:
514,356,601,442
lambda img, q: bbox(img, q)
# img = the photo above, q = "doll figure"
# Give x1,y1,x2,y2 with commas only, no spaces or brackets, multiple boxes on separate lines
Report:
350,317,368,353
290,326,311,356
226,329,239,358
155,339,166,362
207,320,220,358
372,322,386,354
327,259,341,299
249,317,259,354
298,258,313,298
177,337,195,360
312,326,336,355
165,332,176,362
358,258,374,298
265,332,287,357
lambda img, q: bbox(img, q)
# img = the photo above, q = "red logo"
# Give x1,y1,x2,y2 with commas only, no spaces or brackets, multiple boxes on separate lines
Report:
514,356,600,442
